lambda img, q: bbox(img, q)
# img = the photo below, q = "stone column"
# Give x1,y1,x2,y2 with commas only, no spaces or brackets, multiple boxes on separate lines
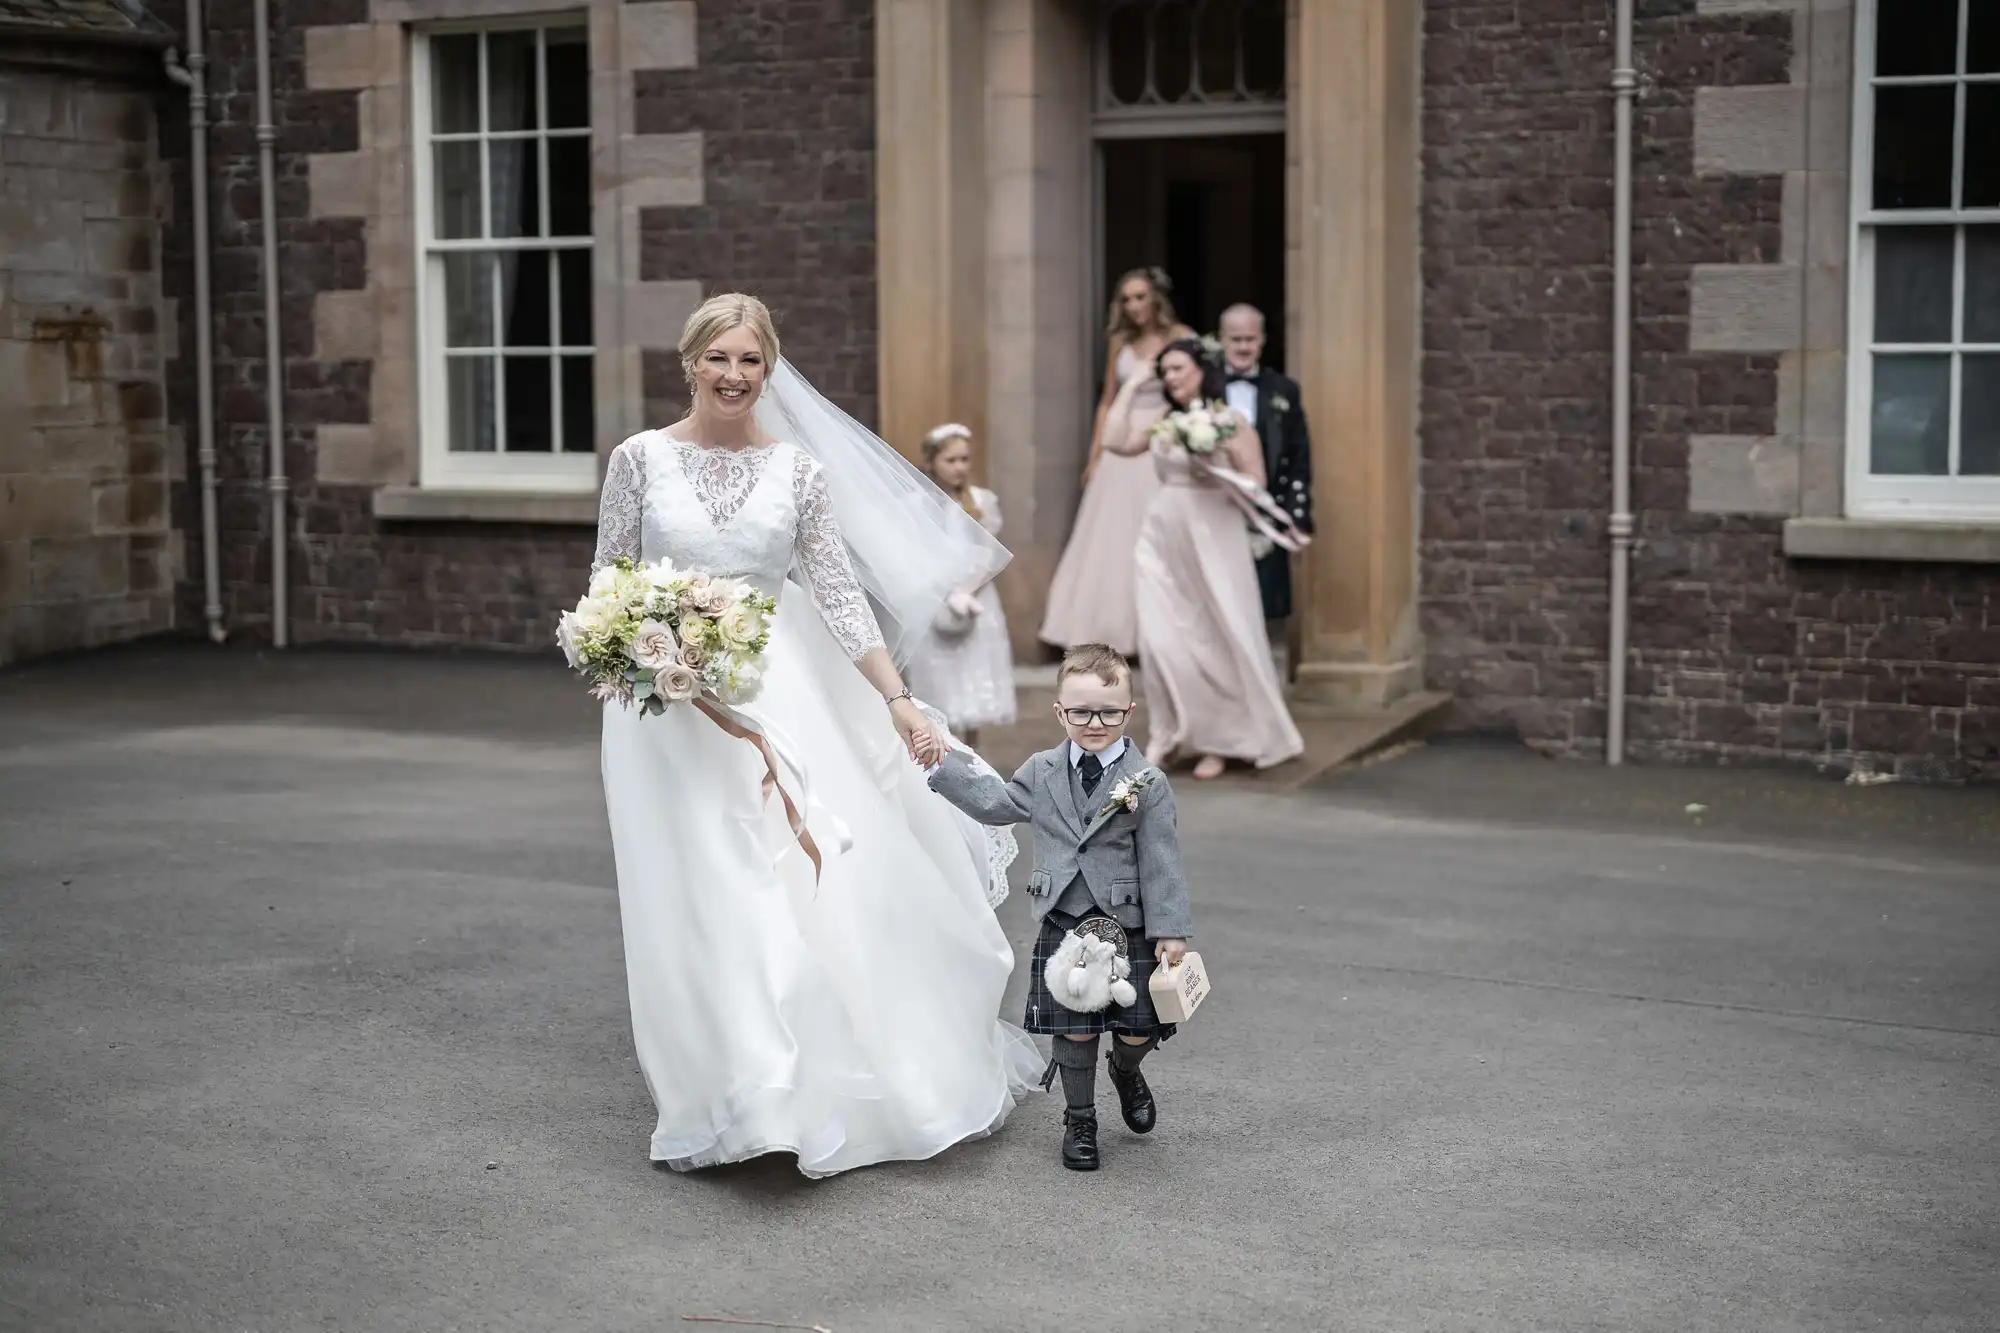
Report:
1290,0,1425,709
876,0,987,461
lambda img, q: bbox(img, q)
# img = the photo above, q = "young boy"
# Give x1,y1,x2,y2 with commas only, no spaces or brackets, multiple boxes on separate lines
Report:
927,643,1192,1171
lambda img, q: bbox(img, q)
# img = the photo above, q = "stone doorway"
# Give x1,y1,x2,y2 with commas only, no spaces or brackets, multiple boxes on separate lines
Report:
1099,133,1287,367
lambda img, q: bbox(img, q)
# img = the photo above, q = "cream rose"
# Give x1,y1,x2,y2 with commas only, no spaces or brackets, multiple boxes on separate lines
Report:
715,603,758,648
1185,418,1219,453
572,595,617,635
678,616,710,648
678,642,708,670
692,582,736,617
555,615,584,669
655,662,700,702
629,618,675,669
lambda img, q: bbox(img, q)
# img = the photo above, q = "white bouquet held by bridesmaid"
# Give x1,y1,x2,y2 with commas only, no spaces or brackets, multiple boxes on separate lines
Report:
557,556,778,713
1149,400,1238,457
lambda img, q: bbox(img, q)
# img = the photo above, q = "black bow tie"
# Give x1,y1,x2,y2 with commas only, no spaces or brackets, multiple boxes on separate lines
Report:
1078,751,1104,795
1226,369,1260,384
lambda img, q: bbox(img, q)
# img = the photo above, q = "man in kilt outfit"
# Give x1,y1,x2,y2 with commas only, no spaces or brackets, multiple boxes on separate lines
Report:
928,644,1193,1171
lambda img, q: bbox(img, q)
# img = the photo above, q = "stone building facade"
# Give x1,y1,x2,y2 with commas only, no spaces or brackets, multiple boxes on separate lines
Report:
0,1,179,665
5,0,1991,777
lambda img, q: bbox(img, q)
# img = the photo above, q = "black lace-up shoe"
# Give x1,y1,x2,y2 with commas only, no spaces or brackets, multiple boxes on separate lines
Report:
1061,1110,1100,1171
1105,1052,1156,1134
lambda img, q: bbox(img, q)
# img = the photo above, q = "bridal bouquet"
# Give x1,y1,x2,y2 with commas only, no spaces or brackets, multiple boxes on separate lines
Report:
556,557,777,713
1149,400,1238,457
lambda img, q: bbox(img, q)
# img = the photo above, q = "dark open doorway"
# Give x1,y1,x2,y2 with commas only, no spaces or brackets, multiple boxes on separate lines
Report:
1100,133,1286,369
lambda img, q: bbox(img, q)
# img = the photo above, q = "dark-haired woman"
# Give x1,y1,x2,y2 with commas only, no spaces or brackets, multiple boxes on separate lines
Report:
1106,338,1303,779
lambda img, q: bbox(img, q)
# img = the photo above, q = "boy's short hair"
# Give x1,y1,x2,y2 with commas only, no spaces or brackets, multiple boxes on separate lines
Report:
1057,643,1132,692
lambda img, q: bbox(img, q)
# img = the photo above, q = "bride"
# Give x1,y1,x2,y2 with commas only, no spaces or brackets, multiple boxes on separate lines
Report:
591,293,1041,1177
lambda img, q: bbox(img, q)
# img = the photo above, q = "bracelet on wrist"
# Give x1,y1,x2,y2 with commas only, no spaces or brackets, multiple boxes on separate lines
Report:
886,687,913,707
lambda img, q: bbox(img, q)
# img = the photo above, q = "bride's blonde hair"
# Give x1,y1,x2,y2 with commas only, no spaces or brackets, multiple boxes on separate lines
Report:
678,292,781,389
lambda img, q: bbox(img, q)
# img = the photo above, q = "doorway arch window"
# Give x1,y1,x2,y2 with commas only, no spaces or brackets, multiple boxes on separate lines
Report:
1095,0,1286,137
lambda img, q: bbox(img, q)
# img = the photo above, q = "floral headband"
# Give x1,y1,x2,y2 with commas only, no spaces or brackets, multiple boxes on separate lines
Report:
923,422,972,448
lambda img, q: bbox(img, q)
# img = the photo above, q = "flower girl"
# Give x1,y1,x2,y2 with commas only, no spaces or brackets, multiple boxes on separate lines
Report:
903,423,1017,745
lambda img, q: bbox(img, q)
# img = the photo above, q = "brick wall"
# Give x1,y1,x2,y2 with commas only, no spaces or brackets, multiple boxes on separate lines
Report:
1,64,178,665
631,0,879,424
142,0,878,651
1418,0,1997,781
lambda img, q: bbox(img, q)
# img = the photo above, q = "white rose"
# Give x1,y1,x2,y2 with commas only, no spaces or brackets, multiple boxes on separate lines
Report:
555,615,583,669
572,596,617,634
629,618,676,670
1185,419,1219,452
715,603,758,648
587,565,621,598
721,662,764,704
656,663,700,702
679,616,710,648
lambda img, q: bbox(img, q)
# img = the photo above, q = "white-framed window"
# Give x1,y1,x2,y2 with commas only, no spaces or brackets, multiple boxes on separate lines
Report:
412,20,595,492
1848,0,2000,520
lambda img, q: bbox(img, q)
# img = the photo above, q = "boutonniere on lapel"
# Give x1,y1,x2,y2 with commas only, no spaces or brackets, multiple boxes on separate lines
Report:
1271,394,1291,414
1099,771,1154,819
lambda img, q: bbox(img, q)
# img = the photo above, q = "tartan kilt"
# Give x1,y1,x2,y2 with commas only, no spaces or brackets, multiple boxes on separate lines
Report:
1024,915,1177,1039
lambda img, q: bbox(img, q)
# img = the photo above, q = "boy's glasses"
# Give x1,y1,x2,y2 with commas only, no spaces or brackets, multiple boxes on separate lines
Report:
1058,706,1134,727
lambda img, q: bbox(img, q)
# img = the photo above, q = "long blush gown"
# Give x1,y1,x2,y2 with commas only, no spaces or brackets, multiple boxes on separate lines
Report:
592,432,1040,1177
1037,347,1163,655
1132,431,1305,769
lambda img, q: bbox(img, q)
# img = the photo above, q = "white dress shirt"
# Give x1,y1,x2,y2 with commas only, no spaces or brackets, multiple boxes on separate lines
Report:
1069,737,1131,769
1224,372,1259,425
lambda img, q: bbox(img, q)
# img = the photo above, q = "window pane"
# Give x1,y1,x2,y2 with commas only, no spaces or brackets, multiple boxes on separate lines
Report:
1152,1,1193,102
448,357,496,452
1964,356,2000,474
486,30,539,132
1970,1,2000,73
488,140,542,238
558,248,593,347
1106,4,1149,104
1873,85,1957,209
434,141,482,239
1964,86,2000,207
1871,355,1953,474
1966,226,2000,342
442,251,494,347
548,138,591,236
562,355,595,454
1875,0,1960,75
1195,0,1235,97
546,28,589,128
503,356,554,452
1874,226,1956,342
1241,0,1284,98
499,249,550,347
431,33,480,134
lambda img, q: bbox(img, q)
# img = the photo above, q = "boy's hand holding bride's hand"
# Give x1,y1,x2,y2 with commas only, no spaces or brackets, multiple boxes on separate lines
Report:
1154,938,1188,967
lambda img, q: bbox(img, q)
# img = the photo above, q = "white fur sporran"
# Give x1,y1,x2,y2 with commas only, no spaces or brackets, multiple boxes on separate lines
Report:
1041,916,1138,1014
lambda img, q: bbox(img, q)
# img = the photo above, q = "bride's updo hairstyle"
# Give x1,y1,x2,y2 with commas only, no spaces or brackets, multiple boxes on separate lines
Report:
678,292,781,390
1156,336,1224,410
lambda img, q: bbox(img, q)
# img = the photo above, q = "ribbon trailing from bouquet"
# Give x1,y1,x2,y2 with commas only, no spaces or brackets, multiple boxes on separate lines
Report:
1192,458,1309,554
692,696,852,887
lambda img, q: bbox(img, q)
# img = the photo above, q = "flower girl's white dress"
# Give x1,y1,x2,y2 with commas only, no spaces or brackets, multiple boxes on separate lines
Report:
592,431,1040,1176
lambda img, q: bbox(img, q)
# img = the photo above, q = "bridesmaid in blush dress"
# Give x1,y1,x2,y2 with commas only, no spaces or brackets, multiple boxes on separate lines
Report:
1038,267,1194,655
1108,338,1304,780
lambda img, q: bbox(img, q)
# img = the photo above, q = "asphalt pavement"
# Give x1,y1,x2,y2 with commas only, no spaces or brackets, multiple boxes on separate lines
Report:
1,645,1995,1332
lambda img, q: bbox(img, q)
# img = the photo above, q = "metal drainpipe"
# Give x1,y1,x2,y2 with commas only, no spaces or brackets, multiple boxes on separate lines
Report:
252,0,289,646
163,18,227,643
1606,0,1636,764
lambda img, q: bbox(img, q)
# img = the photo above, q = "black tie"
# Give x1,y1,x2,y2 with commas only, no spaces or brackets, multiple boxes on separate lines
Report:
1226,369,1258,384
1078,752,1104,796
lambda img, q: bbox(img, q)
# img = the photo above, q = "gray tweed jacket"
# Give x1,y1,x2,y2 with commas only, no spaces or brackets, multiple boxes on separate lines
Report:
928,743,1194,941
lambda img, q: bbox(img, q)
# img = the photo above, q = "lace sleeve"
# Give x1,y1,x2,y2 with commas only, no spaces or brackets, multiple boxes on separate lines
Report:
791,450,886,659
592,437,646,572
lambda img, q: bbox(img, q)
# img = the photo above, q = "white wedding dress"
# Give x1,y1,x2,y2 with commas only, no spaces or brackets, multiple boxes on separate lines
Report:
592,430,1041,1177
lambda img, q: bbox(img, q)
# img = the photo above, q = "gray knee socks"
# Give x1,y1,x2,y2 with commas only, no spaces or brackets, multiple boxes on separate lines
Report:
1051,1036,1099,1117
1109,1034,1158,1074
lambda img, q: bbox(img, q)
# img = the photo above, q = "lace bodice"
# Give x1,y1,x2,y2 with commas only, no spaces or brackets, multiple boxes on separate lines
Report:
592,432,885,659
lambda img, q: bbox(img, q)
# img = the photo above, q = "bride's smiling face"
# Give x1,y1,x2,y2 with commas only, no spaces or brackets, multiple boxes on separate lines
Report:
692,324,768,420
